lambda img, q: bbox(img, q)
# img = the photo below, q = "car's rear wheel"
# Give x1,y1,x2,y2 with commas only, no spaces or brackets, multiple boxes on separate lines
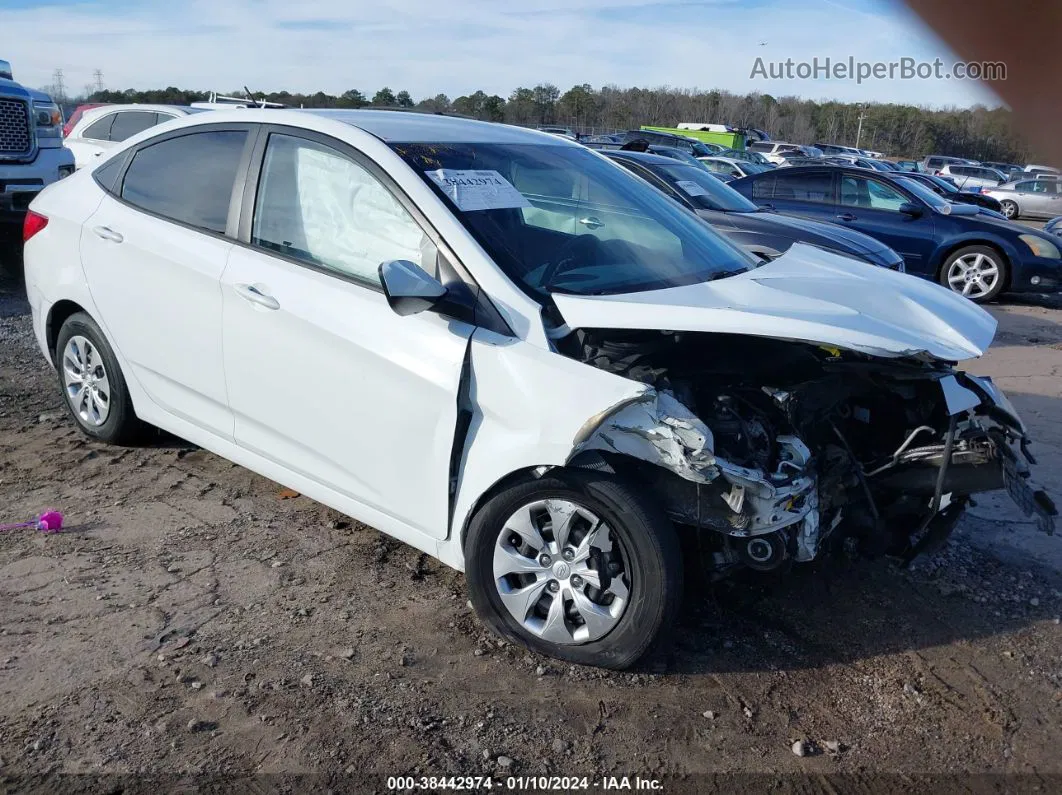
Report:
55,312,146,444
940,245,1007,303
1000,200,1018,220
465,469,682,670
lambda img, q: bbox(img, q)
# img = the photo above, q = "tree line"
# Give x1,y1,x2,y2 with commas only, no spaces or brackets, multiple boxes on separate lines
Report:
78,83,1034,163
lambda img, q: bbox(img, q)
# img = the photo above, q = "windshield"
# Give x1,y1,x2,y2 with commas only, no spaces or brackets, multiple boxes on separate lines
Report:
391,142,756,297
894,176,950,210
654,163,760,212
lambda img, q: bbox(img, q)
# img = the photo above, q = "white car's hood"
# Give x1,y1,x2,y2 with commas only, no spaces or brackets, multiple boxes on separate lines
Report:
551,244,997,360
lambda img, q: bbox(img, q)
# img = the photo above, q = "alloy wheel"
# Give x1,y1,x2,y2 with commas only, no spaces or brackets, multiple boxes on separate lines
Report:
62,335,111,426
492,498,629,645
946,252,1000,299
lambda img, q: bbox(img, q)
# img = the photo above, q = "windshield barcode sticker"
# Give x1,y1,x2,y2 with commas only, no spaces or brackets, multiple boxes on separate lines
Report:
425,169,531,211
675,180,708,197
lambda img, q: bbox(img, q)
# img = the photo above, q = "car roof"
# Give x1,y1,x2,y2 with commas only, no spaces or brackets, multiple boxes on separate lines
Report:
295,110,576,144
78,103,203,125
126,107,579,147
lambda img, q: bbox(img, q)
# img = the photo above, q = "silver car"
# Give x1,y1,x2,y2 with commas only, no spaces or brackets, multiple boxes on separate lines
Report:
983,178,1062,220
937,164,1007,191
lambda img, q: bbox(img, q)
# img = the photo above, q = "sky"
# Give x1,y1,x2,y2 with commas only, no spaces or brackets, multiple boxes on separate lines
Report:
0,0,999,108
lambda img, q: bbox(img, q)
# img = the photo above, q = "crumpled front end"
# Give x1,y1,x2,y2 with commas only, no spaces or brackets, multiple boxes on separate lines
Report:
558,328,1056,576
571,390,820,554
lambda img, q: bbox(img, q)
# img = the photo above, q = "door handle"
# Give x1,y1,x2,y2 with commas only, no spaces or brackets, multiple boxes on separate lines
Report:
578,216,604,230
835,213,857,222
92,225,123,243
234,283,280,310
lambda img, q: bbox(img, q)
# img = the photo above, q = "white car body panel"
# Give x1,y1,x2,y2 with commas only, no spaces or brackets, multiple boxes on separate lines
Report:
448,328,648,566
551,244,997,360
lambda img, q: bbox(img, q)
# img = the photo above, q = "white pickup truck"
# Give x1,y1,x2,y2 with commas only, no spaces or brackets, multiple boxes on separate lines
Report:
0,59,75,254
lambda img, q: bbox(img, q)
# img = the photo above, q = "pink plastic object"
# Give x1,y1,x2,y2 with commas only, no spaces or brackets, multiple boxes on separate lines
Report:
0,511,64,534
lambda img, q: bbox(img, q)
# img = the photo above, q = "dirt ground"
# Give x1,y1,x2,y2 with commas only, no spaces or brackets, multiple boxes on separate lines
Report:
2,251,1062,794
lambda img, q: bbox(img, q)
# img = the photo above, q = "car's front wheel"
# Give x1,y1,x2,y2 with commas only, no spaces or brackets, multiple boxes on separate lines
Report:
940,245,1007,303
465,469,682,670
55,312,146,444
999,200,1019,220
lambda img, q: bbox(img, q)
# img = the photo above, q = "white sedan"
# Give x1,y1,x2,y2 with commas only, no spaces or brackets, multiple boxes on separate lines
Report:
23,110,1055,667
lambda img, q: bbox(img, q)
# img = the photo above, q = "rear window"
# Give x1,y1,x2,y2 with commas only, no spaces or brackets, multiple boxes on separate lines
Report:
769,171,833,203
120,130,247,233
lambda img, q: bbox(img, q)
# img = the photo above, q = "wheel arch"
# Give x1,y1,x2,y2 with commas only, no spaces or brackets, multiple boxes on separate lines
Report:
933,238,1014,291
46,299,91,365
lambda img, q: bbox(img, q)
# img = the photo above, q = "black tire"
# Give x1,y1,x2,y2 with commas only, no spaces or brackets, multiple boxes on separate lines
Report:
465,469,682,670
999,200,1018,220
939,244,1008,303
54,312,146,444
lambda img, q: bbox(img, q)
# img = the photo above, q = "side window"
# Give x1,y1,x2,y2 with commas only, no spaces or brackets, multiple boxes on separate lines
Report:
751,174,776,200
840,176,907,210
748,141,771,153
121,130,248,233
251,133,434,287
771,171,833,203
1014,181,1036,192
82,114,115,141
109,111,163,143
91,155,125,195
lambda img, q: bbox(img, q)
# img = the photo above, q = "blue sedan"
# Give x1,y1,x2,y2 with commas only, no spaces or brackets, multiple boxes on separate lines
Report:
728,165,1062,302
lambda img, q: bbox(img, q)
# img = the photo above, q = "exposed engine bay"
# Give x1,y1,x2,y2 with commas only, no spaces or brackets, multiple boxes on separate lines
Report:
559,328,1057,575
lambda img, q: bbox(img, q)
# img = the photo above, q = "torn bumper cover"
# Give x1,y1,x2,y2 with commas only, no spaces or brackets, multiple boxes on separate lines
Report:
569,390,822,556
943,373,1056,535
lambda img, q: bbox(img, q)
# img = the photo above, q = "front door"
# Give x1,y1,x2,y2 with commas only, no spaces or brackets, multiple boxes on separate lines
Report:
221,131,473,539
836,173,938,276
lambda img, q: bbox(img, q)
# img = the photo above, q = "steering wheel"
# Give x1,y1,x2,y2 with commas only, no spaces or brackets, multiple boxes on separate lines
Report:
539,234,599,289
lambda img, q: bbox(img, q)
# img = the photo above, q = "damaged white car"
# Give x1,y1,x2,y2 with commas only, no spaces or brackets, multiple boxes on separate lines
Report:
23,110,1056,669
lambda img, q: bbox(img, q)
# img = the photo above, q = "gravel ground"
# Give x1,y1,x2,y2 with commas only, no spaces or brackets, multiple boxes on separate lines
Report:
2,251,1062,794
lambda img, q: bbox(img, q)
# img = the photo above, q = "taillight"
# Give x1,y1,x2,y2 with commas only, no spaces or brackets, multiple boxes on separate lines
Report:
23,210,48,242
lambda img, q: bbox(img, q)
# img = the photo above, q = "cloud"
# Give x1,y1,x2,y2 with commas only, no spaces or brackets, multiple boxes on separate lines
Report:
0,0,998,108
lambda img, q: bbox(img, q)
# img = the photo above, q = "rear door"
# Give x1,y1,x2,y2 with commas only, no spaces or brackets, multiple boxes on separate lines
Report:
80,124,253,438
758,169,838,225
836,173,938,275
1021,180,1062,218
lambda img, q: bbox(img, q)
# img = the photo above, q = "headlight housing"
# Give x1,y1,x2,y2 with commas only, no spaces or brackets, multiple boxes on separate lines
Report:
32,100,63,140
1019,233,1061,259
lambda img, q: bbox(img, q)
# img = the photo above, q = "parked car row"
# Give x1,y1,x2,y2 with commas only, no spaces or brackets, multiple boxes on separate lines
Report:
727,165,1062,301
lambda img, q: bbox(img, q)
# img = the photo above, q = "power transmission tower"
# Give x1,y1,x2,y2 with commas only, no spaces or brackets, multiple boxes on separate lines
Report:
93,69,104,93
52,68,66,101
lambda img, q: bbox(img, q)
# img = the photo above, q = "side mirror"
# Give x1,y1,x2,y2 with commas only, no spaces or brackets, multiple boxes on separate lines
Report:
898,201,923,218
379,260,447,317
